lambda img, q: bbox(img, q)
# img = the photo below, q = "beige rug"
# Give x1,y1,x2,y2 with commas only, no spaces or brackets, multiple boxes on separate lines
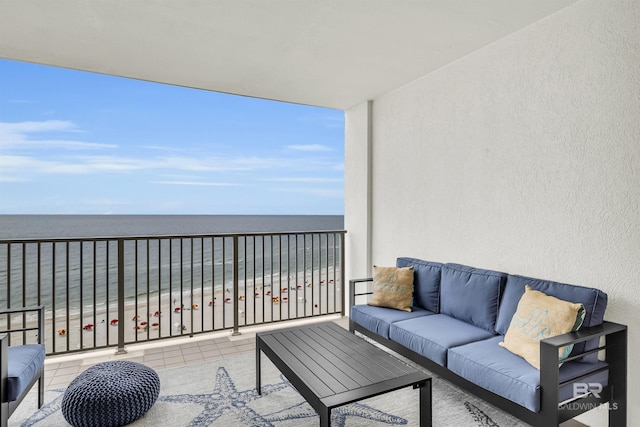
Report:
10,354,526,426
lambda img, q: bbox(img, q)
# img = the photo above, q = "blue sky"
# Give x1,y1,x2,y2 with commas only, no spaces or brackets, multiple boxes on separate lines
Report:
0,59,344,215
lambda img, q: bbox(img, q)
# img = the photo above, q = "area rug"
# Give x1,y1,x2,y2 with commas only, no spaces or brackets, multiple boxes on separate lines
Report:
9,354,526,426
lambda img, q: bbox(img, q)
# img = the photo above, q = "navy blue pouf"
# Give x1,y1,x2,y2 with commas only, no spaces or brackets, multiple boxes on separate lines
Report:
61,360,160,427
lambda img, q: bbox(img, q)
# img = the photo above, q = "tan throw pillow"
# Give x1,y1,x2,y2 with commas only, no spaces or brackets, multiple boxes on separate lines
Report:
367,265,414,312
499,285,585,369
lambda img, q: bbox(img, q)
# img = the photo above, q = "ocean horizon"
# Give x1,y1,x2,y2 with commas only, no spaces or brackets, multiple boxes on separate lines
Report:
0,214,345,239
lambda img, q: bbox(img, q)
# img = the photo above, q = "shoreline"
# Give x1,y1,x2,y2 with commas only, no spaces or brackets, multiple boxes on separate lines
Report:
30,269,342,353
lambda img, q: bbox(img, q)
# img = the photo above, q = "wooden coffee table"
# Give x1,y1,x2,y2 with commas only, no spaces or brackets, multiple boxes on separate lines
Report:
256,321,431,426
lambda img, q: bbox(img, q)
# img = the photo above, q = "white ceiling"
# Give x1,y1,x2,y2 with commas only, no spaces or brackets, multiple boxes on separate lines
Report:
0,0,577,110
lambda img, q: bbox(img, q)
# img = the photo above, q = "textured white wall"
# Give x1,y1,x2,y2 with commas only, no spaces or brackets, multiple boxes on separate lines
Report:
347,0,639,424
344,101,372,282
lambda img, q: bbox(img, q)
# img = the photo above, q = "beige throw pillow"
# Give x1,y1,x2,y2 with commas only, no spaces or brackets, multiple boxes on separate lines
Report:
367,265,414,312
499,285,585,369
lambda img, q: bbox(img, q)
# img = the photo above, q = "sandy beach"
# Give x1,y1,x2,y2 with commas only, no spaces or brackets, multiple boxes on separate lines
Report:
36,268,342,354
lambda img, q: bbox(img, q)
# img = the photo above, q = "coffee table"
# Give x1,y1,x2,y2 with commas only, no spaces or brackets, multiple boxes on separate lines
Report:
256,321,431,426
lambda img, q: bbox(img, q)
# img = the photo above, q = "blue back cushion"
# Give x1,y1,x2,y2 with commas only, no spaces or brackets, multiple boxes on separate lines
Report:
495,274,608,362
440,263,507,332
396,257,442,312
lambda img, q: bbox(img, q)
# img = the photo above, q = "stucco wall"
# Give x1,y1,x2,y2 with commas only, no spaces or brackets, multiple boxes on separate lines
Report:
344,101,372,282
346,0,639,424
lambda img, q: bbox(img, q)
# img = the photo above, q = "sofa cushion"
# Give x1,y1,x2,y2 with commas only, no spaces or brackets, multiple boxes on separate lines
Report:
389,314,495,367
396,257,442,312
495,274,608,362
6,344,45,402
350,304,434,338
367,265,414,312
500,285,585,369
448,336,609,412
440,263,507,332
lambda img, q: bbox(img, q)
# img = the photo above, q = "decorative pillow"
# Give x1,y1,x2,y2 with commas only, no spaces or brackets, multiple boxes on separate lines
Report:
499,285,585,369
367,266,414,312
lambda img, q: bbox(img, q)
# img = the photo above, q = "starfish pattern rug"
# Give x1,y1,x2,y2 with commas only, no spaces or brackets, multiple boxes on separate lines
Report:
9,354,526,426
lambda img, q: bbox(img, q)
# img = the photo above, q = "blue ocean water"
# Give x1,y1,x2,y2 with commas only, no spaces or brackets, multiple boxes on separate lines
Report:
0,215,344,309
0,215,344,239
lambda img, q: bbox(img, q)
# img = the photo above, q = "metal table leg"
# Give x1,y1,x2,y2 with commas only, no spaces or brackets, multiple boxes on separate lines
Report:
418,379,432,427
256,342,262,395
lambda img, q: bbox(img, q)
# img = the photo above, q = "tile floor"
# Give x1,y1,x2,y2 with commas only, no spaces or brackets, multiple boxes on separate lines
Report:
43,315,348,390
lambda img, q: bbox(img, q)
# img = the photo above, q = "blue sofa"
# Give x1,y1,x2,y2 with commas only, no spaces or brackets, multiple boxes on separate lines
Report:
349,258,627,427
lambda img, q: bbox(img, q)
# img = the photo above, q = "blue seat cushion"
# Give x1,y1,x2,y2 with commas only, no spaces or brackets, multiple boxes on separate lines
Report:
440,263,507,332
396,257,442,312
350,304,434,338
389,314,496,367
448,336,609,412
495,274,608,362
6,344,45,402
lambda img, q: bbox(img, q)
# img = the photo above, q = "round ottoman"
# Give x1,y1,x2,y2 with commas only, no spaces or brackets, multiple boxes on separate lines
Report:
61,361,160,427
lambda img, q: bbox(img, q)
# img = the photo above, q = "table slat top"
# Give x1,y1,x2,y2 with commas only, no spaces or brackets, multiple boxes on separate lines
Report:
257,322,429,400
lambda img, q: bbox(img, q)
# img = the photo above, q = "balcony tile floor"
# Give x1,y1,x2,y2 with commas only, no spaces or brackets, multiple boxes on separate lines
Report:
43,315,348,390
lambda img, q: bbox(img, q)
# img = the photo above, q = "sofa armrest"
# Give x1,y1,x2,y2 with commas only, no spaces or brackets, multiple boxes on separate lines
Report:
539,321,627,424
349,278,373,311
541,321,626,350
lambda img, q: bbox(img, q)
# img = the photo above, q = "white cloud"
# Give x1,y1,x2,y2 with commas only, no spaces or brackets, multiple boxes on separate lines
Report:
21,140,117,150
0,120,117,150
264,177,342,183
0,152,335,179
142,145,193,153
287,144,332,152
159,173,204,180
0,121,344,185
0,154,149,175
159,155,318,172
152,181,239,186
0,174,26,182
2,120,74,132
269,187,343,198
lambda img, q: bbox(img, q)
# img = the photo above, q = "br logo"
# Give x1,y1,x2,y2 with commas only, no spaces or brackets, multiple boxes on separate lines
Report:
573,383,603,398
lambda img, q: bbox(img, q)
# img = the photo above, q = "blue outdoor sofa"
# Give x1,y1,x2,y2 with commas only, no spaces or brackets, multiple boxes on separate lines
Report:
349,257,627,427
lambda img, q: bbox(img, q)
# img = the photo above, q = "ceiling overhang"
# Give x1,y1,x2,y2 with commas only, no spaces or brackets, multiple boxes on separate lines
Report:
0,0,577,110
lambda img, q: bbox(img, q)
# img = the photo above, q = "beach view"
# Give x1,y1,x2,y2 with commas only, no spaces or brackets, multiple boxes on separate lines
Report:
1,59,346,356
0,215,345,354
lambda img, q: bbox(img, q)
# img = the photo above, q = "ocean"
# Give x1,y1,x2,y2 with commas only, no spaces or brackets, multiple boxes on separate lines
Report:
0,214,344,239
0,215,345,316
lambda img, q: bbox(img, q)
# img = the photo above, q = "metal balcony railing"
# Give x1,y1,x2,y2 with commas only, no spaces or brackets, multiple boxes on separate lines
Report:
0,230,346,355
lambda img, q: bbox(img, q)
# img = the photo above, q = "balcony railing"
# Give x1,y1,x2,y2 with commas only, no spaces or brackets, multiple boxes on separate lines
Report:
0,230,346,355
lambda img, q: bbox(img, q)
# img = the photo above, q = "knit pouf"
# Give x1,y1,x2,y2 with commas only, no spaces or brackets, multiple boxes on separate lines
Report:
61,360,160,427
